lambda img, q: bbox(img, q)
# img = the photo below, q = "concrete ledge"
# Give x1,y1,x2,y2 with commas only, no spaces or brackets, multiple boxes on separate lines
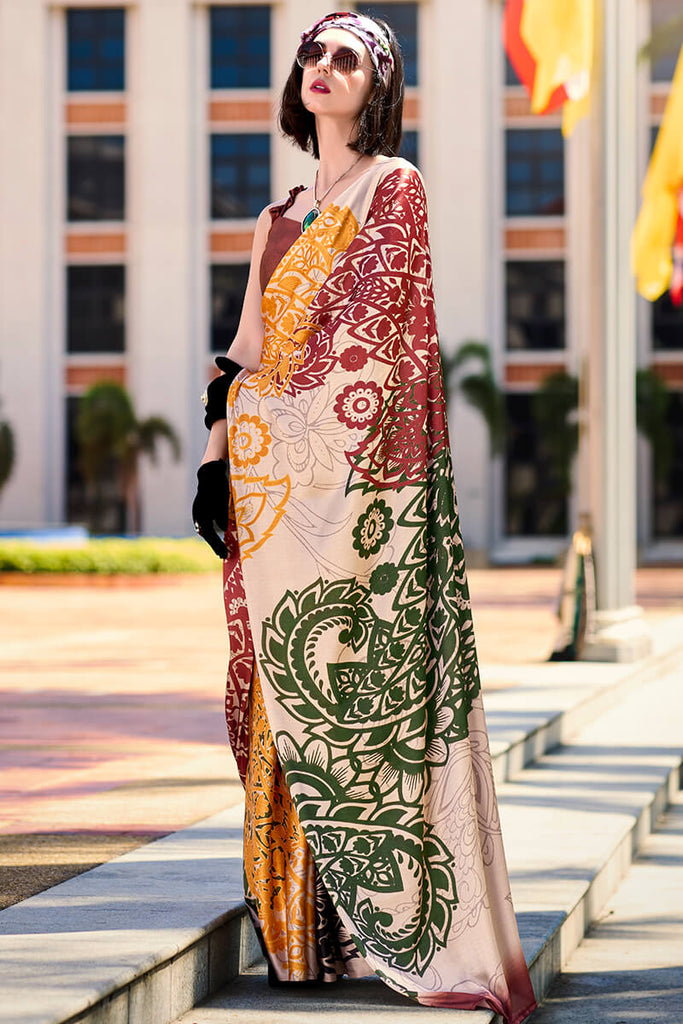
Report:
0,805,259,1024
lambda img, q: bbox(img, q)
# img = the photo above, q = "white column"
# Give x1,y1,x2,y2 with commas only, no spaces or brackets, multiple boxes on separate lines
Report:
0,0,54,527
581,0,651,660
129,0,195,535
421,0,492,559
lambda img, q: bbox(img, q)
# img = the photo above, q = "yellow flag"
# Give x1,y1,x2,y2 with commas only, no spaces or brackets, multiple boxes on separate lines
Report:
520,0,594,137
632,45,683,301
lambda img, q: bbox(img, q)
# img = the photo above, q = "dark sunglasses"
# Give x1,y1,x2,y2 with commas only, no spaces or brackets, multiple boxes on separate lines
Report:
296,40,371,76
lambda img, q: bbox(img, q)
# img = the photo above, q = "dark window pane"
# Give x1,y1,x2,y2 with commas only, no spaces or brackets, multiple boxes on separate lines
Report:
651,0,683,82
505,54,521,86
505,393,569,536
506,261,565,350
399,129,418,167
358,3,418,86
211,264,250,352
67,135,125,221
67,265,125,353
506,129,565,217
652,291,683,350
653,393,683,536
67,8,125,91
65,395,87,526
210,6,270,88
211,134,270,218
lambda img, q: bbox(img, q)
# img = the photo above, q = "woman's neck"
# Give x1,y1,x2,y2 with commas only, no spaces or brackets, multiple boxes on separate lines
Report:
315,117,365,193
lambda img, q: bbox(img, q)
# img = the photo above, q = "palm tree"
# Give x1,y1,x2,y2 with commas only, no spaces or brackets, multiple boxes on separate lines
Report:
532,370,580,501
76,381,181,534
636,367,674,488
441,341,506,454
0,397,15,500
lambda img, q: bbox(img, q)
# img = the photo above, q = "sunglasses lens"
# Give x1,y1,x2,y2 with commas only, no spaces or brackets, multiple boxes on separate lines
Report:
331,50,359,74
296,42,323,68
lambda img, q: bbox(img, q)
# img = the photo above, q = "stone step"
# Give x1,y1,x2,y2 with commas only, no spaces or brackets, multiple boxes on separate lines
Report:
1,616,681,1024
174,660,683,1024
525,791,683,1022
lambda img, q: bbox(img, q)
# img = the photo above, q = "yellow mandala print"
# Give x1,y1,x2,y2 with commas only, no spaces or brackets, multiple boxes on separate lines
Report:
247,203,360,398
231,472,291,559
229,414,271,469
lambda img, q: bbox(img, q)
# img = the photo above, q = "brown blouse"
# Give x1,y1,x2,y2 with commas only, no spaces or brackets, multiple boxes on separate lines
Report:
259,186,306,293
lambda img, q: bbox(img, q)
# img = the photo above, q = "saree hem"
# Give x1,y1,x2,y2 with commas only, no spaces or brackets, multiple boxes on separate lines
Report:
417,991,537,1023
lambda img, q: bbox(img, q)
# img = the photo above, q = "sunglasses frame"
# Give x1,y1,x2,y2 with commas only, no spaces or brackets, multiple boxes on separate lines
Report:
296,40,372,76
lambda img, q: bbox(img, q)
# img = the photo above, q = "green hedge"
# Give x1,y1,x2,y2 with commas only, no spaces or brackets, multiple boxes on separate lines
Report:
0,538,218,575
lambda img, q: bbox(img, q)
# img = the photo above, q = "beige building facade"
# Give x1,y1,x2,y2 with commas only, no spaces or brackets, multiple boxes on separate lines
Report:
0,0,681,560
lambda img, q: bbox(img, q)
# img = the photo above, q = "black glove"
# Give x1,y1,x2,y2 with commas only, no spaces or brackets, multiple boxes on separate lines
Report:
192,460,230,559
202,357,241,429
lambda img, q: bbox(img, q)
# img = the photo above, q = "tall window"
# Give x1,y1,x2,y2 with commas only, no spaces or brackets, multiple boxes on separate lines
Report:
505,393,569,536
505,54,521,87
211,134,270,218
654,393,683,537
67,265,125,353
506,129,564,217
211,265,250,352
650,0,682,82
506,261,565,350
399,129,419,167
210,5,270,89
652,293,683,350
67,136,125,221
358,3,418,86
67,8,125,91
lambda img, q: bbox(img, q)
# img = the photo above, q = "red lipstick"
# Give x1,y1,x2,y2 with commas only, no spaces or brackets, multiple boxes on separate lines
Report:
311,78,330,93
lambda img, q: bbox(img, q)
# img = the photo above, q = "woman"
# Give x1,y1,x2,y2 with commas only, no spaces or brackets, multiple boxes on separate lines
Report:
192,12,536,1024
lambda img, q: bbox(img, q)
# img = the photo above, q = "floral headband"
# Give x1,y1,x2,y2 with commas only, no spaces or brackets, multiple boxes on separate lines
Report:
299,11,395,85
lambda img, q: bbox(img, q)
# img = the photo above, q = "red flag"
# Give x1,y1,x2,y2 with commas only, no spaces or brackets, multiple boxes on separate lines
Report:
671,192,683,306
502,0,568,114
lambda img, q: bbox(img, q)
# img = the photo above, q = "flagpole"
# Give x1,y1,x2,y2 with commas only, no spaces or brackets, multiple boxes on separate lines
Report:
580,0,651,660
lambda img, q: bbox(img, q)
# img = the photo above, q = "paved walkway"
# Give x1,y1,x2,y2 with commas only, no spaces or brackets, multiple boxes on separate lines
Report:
0,567,679,908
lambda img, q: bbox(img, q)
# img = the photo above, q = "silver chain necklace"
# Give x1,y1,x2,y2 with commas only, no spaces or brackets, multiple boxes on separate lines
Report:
301,154,363,232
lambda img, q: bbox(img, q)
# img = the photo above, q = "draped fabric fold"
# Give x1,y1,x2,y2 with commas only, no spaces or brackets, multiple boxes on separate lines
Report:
222,157,536,1024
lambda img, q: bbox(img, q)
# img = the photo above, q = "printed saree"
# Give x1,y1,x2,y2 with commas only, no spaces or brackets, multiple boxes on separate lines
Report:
222,157,536,1024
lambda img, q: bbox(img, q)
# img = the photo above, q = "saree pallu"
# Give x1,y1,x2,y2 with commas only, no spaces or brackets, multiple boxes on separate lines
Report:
222,157,537,1024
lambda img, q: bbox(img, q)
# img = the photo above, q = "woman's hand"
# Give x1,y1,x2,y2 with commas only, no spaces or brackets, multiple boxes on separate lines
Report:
192,458,230,559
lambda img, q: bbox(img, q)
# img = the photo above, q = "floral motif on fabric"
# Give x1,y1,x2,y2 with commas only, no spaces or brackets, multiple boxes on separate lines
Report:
230,473,291,560
334,381,383,429
339,345,369,371
229,414,271,468
369,562,398,595
266,386,351,489
352,497,395,559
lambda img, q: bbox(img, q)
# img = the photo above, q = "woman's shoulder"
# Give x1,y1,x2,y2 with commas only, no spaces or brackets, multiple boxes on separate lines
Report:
376,154,422,182
372,156,426,204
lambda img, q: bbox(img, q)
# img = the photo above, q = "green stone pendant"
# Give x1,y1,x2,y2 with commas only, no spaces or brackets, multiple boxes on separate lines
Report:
301,206,320,232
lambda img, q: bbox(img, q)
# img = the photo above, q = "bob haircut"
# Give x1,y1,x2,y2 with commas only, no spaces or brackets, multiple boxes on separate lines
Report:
278,17,405,160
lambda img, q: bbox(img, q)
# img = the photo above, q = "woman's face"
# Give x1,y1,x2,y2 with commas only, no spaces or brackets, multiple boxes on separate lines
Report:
300,28,375,123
